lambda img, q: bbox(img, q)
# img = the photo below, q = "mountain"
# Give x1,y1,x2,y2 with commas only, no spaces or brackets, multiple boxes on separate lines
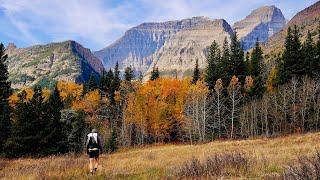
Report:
95,6,287,79
94,17,233,78
6,40,104,89
265,1,320,54
233,5,286,50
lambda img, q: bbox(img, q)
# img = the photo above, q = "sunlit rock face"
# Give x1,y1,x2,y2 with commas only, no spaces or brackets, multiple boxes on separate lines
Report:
95,17,233,78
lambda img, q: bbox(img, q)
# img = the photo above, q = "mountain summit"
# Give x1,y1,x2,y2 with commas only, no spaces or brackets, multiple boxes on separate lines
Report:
233,5,286,50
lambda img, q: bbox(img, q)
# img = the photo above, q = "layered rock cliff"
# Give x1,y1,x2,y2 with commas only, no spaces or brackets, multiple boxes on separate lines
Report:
233,5,286,50
95,17,234,78
6,41,104,88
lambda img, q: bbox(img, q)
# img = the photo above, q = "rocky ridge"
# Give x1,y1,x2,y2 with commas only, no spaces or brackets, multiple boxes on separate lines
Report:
6,41,104,89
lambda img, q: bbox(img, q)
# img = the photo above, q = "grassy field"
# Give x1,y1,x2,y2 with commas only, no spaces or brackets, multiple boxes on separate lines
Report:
1,132,320,179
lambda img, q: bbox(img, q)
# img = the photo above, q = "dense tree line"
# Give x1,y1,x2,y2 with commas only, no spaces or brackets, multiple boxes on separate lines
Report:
1,23,320,157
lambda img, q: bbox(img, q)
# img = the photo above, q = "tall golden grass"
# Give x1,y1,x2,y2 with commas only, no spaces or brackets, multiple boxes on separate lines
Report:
1,133,320,179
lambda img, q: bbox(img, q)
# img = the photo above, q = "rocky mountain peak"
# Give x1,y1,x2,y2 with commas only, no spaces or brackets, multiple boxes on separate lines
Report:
233,5,286,50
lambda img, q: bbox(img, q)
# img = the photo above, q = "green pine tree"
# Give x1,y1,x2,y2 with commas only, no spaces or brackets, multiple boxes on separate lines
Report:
250,40,265,97
42,84,65,154
113,62,121,91
87,74,98,92
279,25,303,84
124,66,134,82
191,59,200,84
220,37,230,85
0,43,12,154
302,31,316,76
204,40,220,90
228,32,246,83
150,67,160,81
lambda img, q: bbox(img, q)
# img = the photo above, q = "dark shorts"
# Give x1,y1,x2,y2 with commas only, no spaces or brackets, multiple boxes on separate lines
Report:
88,149,99,159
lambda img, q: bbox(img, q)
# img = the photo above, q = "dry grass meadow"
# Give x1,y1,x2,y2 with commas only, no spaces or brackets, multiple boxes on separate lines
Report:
1,132,320,179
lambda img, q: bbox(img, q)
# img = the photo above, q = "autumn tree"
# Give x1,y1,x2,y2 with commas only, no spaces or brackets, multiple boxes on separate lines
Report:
227,76,242,138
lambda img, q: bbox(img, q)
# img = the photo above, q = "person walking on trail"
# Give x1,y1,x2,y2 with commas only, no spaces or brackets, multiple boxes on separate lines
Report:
86,129,103,174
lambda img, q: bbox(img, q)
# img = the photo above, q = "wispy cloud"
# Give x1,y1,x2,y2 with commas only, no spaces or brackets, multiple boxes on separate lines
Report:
0,0,318,50
0,0,133,49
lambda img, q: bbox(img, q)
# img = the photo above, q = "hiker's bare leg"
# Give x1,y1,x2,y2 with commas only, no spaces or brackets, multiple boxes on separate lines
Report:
89,158,94,172
94,157,99,170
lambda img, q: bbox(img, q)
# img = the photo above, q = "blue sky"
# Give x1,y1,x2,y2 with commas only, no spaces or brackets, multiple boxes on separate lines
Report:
0,0,318,51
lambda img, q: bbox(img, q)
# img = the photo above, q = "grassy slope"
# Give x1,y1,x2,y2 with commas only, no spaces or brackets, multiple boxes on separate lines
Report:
1,132,320,179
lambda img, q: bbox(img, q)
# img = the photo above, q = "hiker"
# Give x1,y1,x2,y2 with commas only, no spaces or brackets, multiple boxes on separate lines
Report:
86,129,103,174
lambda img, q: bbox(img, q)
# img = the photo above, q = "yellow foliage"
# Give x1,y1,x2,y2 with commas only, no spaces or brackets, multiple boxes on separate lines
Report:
266,67,278,92
9,93,19,107
23,87,34,101
72,89,100,113
57,81,83,101
125,78,199,140
42,88,51,101
244,76,254,91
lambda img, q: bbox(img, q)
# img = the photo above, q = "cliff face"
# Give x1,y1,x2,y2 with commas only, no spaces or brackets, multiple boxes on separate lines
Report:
146,19,233,78
95,17,234,78
233,5,286,50
6,41,104,89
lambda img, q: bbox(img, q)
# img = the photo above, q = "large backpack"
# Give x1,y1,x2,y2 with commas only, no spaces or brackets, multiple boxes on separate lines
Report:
88,134,98,148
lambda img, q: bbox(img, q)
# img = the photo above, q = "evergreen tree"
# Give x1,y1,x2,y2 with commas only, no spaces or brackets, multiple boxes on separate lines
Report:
279,25,303,83
106,69,115,103
302,31,315,76
60,109,86,153
99,69,107,90
228,32,246,83
42,84,65,154
150,67,160,81
205,41,220,90
124,66,134,82
0,43,11,153
113,62,121,91
87,74,98,92
191,59,200,84
66,111,85,153
7,86,46,157
5,91,30,157
250,40,265,97
220,37,230,85
245,51,251,75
